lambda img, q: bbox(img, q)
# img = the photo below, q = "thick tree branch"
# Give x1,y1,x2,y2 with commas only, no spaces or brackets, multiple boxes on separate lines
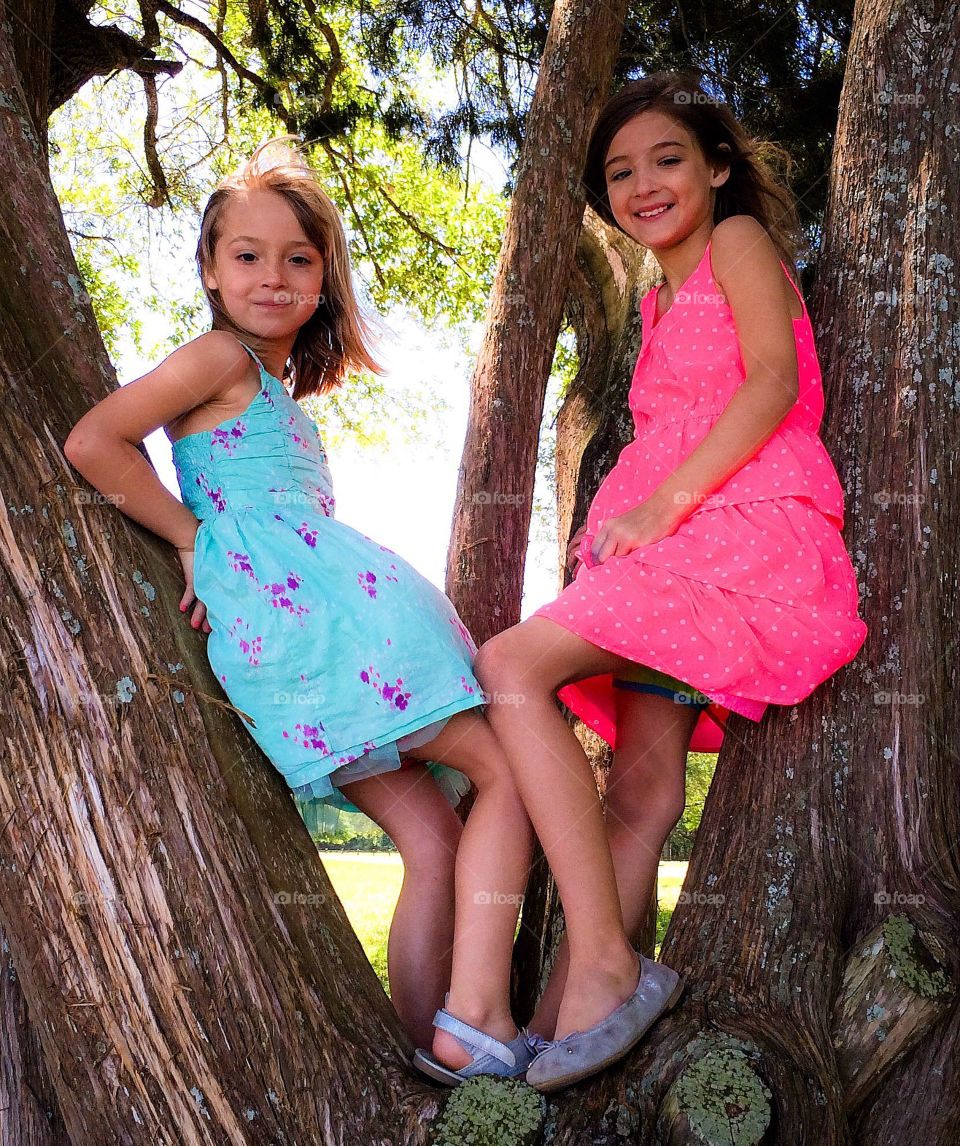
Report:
48,0,181,114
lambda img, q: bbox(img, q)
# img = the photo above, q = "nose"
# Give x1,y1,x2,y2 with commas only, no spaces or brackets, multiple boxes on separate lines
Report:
260,260,286,287
627,168,659,201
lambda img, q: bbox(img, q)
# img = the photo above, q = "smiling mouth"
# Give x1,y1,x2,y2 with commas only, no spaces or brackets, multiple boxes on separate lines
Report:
635,204,673,220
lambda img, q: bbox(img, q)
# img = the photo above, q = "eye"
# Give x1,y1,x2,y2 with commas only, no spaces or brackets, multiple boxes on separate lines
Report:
609,169,630,182
290,255,312,266
658,157,681,166
236,252,257,263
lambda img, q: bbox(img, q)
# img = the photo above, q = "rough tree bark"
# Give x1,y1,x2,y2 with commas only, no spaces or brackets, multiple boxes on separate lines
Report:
0,921,69,1145
0,13,446,1144
444,0,630,643
540,0,959,1140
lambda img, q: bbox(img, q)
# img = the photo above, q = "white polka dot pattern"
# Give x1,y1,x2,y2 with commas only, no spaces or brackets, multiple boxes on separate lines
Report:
535,239,868,749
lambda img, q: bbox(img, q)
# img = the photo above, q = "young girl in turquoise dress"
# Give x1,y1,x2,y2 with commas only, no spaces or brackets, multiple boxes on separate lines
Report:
65,139,539,1079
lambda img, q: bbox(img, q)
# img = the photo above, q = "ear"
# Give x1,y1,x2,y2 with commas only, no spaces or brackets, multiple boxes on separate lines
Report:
711,143,732,190
203,269,219,292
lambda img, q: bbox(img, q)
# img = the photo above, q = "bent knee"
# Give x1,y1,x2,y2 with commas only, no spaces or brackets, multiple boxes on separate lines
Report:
474,633,518,689
394,815,462,871
606,777,686,832
474,627,544,695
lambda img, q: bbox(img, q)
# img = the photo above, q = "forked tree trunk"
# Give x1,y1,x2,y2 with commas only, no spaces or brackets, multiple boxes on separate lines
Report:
543,0,959,1140
444,0,630,643
0,16,446,1144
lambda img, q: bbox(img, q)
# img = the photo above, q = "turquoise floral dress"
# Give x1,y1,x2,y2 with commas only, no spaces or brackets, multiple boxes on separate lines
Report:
171,341,483,810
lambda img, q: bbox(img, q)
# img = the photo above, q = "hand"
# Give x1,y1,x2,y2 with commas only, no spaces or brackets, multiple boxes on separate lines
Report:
177,546,212,634
565,523,587,574
590,495,686,566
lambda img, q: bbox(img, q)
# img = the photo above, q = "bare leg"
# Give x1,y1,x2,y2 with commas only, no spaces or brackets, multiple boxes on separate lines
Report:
475,617,675,1040
529,689,699,1037
397,709,535,1069
342,763,463,1047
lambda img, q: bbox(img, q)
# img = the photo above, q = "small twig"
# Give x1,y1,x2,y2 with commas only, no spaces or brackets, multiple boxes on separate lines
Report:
145,672,256,726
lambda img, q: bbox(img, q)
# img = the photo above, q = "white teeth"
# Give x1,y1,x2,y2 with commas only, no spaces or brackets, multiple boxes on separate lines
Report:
637,204,671,218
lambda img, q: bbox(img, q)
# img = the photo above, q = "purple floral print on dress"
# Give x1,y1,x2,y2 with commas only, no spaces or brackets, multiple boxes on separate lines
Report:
449,616,477,653
285,414,312,451
211,421,248,453
282,720,329,753
264,572,310,621
315,488,335,517
358,571,378,598
228,617,263,666
228,551,258,582
359,664,412,711
296,523,319,548
196,471,226,514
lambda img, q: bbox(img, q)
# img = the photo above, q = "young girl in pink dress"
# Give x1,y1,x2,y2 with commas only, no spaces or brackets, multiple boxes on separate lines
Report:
474,72,868,1091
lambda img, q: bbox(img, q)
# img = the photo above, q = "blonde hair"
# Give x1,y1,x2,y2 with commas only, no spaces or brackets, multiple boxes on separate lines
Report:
196,136,381,397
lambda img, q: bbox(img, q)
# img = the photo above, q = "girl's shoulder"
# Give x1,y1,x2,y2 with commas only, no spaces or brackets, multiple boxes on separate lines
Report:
173,330,255,378
709,215,780,281
709,216,804,322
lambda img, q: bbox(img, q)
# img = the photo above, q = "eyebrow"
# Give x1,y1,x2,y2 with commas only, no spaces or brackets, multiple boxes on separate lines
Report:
226,236,319,248
604,141,688,168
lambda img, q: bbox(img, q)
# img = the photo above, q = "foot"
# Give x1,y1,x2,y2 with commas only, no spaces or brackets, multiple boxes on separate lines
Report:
554,948,640,1040
432,1010,519,1071
526,954,684,1093
413,1007,542,1087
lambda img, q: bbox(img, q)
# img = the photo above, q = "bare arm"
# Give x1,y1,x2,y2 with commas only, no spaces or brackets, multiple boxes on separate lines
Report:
650,215,800,517
64,331,252,550
65,332,253,632
592,217,802,564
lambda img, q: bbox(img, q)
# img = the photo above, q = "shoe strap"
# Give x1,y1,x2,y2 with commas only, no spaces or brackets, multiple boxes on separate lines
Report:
432,1009,517,1068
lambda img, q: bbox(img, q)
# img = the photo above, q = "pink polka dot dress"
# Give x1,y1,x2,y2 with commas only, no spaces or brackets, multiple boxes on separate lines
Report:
534,239,868,751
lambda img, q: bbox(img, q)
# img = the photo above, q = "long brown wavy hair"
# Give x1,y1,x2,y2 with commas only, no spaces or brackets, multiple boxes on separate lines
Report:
196,137,381,397
582,72,804,274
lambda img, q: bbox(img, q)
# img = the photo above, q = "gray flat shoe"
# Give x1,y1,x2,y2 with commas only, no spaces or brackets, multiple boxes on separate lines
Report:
412,1003,546,1087
525,954,684,1093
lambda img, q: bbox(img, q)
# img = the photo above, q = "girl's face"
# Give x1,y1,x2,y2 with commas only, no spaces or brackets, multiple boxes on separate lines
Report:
603,111,729,249
203,188,326,341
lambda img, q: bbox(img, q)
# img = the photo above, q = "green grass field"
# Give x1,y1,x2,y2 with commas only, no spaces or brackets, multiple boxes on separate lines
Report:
320,851,689,992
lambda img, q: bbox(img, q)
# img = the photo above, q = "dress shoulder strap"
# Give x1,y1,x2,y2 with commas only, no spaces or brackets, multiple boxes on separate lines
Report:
236,340,268,376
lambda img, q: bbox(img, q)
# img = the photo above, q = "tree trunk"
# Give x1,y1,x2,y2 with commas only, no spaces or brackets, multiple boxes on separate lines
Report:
814,0,960,1137
0,16,446,1144
542,0,960,1140
444,0,630,644
0,921,69,1145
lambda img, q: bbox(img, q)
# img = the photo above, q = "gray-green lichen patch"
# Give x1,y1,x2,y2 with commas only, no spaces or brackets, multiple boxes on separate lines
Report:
189,1085,210,1119
66,272,90,312
116,676,137,703
432,1076,545,1146
61,610,82,635
132,570,156,601
62,520,78,548
882,914,952,998
660,1036,772,1145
